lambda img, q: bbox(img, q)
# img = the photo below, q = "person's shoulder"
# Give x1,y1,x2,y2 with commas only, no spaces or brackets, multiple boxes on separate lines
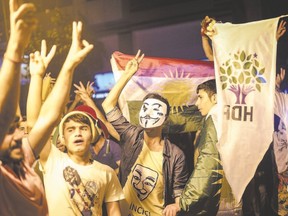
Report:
91,160,118,178
92,160,114,172
107,139,121,149
204,115,217,134
165,138,185,155
205,115,215,125
50,144,68,156
106,106,122,121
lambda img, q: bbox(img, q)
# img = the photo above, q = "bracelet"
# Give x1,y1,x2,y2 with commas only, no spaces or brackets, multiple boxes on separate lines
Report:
3,53,23,64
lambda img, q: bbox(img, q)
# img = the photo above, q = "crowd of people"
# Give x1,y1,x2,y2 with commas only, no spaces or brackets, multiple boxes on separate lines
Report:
0,0,288,215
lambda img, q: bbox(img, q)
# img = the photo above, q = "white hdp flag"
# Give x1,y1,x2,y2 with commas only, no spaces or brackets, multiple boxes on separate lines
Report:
212,17,280,202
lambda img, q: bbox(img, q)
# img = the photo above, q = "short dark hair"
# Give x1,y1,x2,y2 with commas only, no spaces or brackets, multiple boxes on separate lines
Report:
143,93,170,117
197,79,216,98
64,114,91,129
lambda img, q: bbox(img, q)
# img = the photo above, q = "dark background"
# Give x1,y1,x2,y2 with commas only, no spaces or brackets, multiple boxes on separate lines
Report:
0,0,287,121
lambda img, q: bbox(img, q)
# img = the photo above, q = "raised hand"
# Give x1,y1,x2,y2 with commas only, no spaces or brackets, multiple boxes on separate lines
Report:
74,81,94,102
64,21,94,70
124,49,145,77
276,20,286,41
44,73,56,85
102,49,144,115
8,0,38,58
201,16,216,38
29,40,57,77
276,67,286,90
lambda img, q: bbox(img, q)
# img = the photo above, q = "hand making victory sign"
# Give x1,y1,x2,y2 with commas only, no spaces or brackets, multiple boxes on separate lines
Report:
124,49,145,77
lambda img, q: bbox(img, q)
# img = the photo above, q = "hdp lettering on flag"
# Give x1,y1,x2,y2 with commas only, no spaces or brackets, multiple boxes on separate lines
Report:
212,17,280,202
110,51,215,133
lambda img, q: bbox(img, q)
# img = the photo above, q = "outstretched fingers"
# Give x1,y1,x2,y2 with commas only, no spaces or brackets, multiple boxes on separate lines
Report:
73,83,82,91
45,45,57,65
134,49,145,63
8,0,37,52
40,40,57,68
65,21,94,68
72,21,83,44
86,81,95,96
79,81,86,90
13,3,36,23
40,40,47,57
277,20,287,41
9,0,22,14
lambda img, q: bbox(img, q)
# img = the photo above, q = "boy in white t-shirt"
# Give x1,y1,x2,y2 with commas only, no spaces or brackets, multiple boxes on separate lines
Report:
40,105,124,216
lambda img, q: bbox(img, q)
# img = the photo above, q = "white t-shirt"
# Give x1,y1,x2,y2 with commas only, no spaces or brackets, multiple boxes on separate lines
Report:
42,145,124,216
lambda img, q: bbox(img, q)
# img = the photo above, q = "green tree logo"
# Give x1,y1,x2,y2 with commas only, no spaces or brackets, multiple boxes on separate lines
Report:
219,51,266,104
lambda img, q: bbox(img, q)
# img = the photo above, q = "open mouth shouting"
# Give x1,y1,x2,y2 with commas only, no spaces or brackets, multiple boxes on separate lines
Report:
73,139,84,145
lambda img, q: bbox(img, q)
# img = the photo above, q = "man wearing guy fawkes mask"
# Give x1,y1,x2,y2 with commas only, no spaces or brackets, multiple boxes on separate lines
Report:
102,50,189,216
139,96,168,129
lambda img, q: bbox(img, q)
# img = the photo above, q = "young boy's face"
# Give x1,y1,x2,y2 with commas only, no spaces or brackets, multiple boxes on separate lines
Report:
195,89,216,116
63,120,93,156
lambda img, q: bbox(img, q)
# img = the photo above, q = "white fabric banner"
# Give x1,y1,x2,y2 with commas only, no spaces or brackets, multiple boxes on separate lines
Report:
212,17,279,202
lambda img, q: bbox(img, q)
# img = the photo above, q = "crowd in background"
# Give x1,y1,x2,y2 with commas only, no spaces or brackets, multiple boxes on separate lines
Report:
0,1,288,216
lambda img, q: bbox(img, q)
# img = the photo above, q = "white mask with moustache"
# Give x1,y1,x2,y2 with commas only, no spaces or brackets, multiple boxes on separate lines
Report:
139,98,167,129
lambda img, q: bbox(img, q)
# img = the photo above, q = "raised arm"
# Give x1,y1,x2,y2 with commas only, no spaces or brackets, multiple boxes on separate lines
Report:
29,21,93,160
0,0,37,143
200,16,216,61
42,73,56,102
74,81,120,141
102,50,144,114
26,40,56,132
201,36,214,61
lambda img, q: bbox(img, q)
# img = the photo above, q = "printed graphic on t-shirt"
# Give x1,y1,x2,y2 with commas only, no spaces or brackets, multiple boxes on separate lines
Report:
63,166,99,216
128,204,151,216
131,164,158,201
